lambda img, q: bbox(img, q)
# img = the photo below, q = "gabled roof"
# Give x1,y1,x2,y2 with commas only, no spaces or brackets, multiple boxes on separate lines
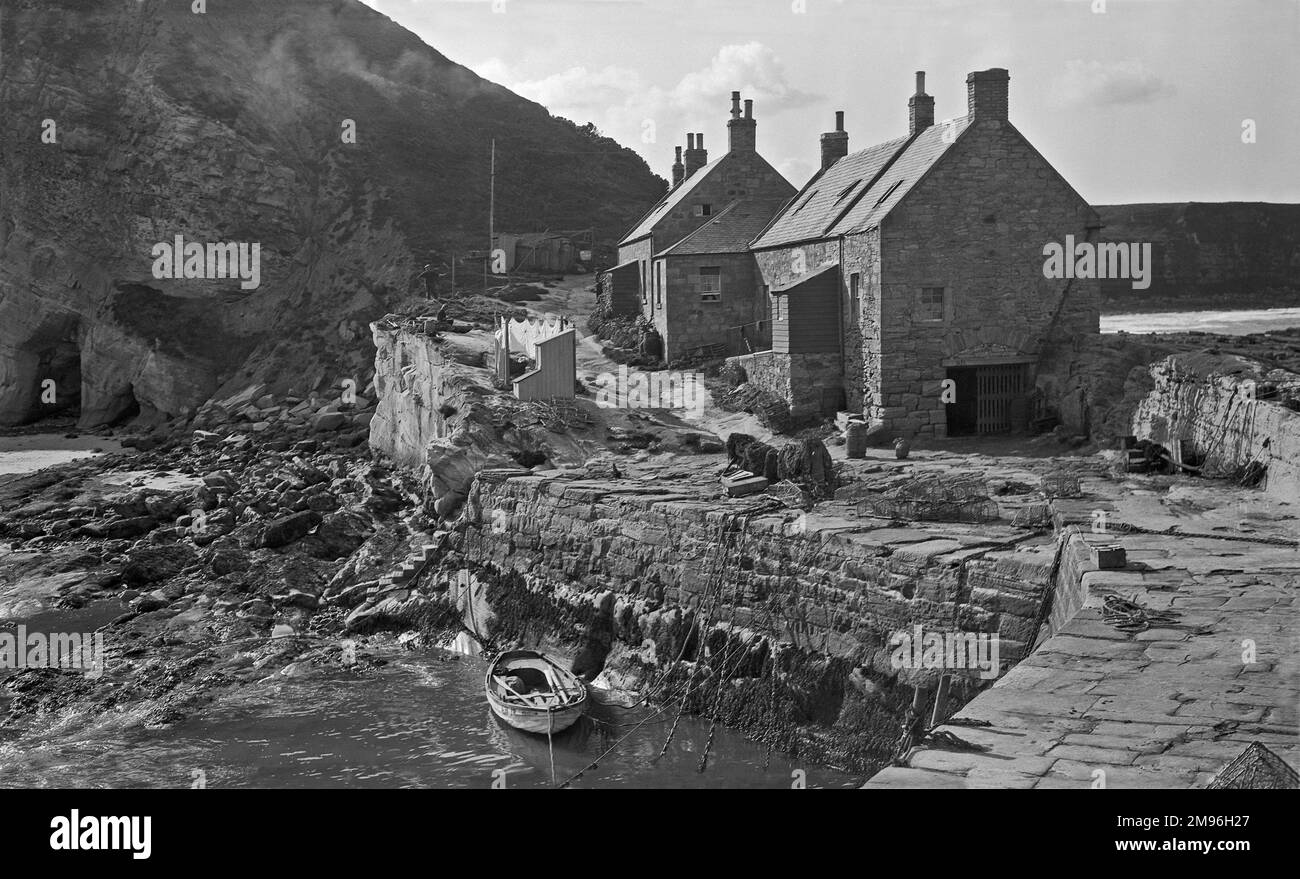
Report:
656,197,793,257
752,116,973,249
619,154,728,246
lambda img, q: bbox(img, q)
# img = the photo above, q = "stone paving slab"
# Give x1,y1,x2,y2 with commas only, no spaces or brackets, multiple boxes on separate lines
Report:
867,473,1300,789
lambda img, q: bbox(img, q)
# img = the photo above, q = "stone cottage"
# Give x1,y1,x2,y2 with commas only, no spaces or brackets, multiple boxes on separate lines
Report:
739,69,1101,437
610,92,796,362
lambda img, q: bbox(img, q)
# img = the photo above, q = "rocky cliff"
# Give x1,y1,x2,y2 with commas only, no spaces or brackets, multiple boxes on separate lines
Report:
1096,203,1300,312
1132,352,1300,499
0,0,664,428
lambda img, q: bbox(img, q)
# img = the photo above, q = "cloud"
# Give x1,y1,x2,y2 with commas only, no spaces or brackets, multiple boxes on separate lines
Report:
1053,59,1176,108
777,157,815,188
669,43,818,117
471,42,816,162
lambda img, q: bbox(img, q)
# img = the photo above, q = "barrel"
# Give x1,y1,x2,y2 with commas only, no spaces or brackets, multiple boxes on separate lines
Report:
845,422,867,458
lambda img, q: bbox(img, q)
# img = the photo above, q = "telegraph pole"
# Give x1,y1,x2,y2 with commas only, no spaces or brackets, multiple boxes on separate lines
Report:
486,138,495,293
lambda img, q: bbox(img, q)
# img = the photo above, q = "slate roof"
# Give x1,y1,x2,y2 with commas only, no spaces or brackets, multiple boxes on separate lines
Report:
656,197,794,257
618,154,728,246
752,116,973,249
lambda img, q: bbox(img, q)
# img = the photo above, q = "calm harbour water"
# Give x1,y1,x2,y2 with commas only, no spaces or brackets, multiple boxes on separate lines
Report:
0,645,861,789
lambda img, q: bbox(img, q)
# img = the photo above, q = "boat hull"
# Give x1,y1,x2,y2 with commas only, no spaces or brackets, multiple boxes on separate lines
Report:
485,650,587,736
486,692,585,735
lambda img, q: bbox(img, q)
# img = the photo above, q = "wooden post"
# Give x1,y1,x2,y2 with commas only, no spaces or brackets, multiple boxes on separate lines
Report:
930,674,952,728
486,138,495,294
912,682,932,714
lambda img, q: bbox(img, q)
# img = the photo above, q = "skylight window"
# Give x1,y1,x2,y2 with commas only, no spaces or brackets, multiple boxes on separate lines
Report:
835,180,861,203
873,179,904,208
793,190,819,214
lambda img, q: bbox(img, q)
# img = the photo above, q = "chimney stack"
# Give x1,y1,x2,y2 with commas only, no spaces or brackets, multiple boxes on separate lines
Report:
820,110,849,171
672,146,684,188
728,91,757,153
967,68,1009,121
909,70,935,135
684,132,707,177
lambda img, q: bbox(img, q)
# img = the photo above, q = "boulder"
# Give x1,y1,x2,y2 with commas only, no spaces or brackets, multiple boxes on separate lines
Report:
210,548,252,575
313,412,350,432
305,510,373,560
253,510,322,548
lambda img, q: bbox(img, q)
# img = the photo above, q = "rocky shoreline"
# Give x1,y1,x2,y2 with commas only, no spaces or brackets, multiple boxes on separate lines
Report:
0,383,443,738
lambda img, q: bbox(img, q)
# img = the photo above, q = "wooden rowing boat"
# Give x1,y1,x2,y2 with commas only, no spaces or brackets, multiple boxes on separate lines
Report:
485,650,587,735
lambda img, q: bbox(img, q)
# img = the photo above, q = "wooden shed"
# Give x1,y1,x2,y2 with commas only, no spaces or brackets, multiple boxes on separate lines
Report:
772,263,840,354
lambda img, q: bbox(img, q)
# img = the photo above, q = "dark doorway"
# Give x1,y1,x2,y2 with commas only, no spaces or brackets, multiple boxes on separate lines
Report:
945,367,979,436
946,363,1029,436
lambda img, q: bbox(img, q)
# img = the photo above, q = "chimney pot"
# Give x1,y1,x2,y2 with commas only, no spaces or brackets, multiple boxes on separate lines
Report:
820,111,849,170
684,131,708,178
728,96,757,152
909,71,935,135
731,91,741,119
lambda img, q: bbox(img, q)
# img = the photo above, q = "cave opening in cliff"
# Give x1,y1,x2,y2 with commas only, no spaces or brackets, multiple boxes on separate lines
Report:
31,340,82,423
107,389,141,426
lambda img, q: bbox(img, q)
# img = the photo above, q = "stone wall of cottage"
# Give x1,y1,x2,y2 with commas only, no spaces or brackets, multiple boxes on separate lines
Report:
617,237,654,320
871,120,1101,437
660,253,768,361
753,240,841,296
731,350,790,401
647,152,795,254
840,229,883,414
730,349,842,418
597,264,641,317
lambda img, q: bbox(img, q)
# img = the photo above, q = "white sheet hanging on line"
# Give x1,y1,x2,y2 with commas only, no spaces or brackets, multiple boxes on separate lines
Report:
496,317,568,359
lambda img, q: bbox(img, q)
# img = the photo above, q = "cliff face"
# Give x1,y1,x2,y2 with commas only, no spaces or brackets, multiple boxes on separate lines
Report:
1132,353,1300,499
0,0,664,428
368,319,600,509
1096,203,1300,312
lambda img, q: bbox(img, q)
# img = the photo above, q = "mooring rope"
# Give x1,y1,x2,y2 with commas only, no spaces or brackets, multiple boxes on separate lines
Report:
653,511,747,761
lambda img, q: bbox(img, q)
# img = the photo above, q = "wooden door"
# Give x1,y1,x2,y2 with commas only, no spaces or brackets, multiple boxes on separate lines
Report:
975,364,1025,434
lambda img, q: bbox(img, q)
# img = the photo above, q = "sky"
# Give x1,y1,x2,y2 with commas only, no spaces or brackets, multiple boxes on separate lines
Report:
361,0,1300,204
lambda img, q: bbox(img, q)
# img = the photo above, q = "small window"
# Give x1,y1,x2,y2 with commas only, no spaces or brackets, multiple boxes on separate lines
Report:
694,204,713,217
918,286,945,321
655,263,664,307
695,266,722,302
849,273,861,325
771,289,784,322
